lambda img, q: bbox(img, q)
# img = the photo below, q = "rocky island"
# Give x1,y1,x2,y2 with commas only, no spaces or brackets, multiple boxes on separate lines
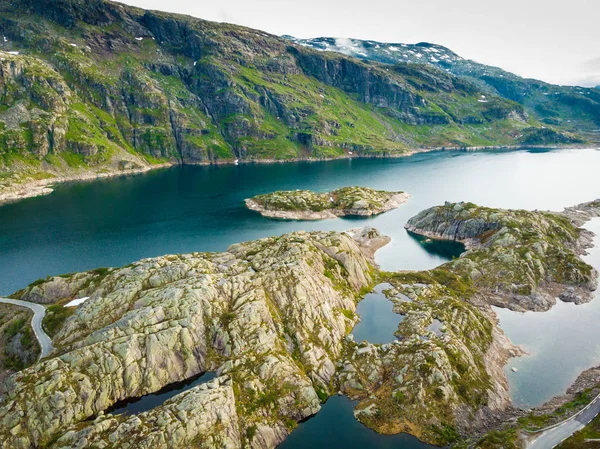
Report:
245,187,410,220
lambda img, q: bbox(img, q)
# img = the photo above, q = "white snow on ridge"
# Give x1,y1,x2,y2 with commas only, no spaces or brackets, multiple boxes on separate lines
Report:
65,297,89,307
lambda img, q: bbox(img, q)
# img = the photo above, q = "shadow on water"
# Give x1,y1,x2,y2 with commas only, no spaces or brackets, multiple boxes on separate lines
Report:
277,395,438,449
406,231,465,261
106,372,216,416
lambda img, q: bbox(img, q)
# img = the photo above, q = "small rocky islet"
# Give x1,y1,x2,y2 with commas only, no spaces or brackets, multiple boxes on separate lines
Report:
245,186,410,220
1,200,600,448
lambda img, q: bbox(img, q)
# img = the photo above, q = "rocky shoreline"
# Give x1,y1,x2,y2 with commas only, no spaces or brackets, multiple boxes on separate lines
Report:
0,163,174,205
404,201,600,312
1,200,600,448
1,144,592,207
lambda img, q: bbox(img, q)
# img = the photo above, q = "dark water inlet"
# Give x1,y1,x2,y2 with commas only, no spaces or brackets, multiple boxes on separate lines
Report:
106,372,216,416
277,395,438,449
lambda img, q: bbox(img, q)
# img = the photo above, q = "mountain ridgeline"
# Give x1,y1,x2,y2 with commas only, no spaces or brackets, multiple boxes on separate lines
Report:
0,0,593,189
287,36,600,136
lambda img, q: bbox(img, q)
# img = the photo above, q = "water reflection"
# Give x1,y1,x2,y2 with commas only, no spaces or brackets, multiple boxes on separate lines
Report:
352,283,402,344
406,231,465,261
496,218,600,408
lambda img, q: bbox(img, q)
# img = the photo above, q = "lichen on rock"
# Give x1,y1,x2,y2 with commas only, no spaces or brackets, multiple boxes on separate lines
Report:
0,229,379,449
2,199,599,448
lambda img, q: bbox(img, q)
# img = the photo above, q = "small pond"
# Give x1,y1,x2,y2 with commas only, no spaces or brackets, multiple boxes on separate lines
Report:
352,283,402,344
277,395,437,449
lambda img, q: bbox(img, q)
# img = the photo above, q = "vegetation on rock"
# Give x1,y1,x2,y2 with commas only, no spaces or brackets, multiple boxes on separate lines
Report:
287,37,600,139
1,199,599,448
246,186,409,219
406,201,598,311
0,304,39,387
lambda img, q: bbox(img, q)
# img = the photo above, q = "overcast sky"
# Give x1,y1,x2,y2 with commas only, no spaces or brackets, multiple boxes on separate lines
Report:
118,0,600,87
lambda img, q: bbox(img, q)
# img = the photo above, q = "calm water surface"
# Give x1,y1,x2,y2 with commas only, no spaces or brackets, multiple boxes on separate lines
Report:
2,147,600,429
277,395,437,449
352,283,403,344
496,218,600,408
2,148,599,296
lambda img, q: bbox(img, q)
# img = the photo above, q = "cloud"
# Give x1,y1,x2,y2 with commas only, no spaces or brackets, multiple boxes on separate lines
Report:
333,37,363,56
580,57,600,71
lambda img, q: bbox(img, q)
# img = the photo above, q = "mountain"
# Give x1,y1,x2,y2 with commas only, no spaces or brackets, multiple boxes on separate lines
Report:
0,0,589,196
285,36,600,135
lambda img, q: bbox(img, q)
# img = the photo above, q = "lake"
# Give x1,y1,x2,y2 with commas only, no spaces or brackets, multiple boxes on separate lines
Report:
278,395,437,449
2,147,600,440
106,372,216,416
352,283,405,344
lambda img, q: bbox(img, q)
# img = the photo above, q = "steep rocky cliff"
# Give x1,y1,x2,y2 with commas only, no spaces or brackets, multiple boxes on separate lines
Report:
0,0,583,199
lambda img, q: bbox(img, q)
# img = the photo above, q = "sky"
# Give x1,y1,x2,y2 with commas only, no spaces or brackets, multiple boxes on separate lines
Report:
117,0,600,87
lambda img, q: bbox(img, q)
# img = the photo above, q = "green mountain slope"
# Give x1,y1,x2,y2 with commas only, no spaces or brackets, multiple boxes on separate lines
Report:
0,0,585,193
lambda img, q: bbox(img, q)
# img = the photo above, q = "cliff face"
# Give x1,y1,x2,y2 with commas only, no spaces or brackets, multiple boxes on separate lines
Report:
0,0,582,196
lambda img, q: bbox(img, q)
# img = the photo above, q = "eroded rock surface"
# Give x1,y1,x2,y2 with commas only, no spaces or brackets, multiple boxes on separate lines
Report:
2,199,599,448
1,230,377,449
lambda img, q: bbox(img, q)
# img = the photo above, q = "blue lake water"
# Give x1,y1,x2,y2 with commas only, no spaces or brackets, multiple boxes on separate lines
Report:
2,148,600,297
496,218,600,408
277,395,438,449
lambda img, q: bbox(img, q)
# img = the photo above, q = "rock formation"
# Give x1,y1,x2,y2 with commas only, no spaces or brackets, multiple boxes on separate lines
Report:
245,186,409,220
405,201,599,311
2,200,599,448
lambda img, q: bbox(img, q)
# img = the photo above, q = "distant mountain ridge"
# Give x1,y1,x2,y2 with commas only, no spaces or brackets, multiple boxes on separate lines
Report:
285,36,600,135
